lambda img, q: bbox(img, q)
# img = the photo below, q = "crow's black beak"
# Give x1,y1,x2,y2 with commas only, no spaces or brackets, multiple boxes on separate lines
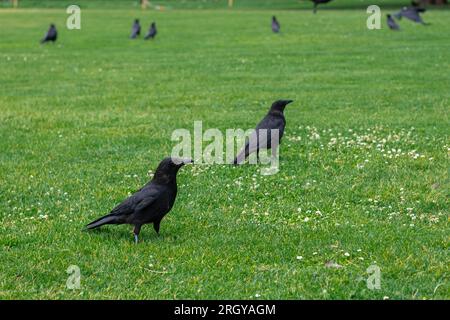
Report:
285,100,294,105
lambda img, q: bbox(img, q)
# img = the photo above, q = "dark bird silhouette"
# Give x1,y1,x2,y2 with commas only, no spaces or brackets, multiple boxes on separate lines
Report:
130,19,141,39
272,16,280,33
387,14,400,30
233,100,294,165
41,24,57,44
394,1,429,24
86,157,193,243
144,22,157,40
311,0,333,14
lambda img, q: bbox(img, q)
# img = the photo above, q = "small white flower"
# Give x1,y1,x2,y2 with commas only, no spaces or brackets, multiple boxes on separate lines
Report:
296,256,303,260
344,252,350,257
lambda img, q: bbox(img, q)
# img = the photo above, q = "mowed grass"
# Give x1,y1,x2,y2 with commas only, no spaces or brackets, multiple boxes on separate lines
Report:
0,8,449,299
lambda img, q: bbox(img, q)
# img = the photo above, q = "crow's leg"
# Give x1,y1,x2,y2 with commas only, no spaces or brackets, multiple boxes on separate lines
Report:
271,145,278,159
133,225,141,244
153,220,161,235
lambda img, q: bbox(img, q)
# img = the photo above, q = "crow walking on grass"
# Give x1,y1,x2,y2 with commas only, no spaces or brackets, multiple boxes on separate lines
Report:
233,100,294,165
144,22,157,40
130,19,141,39
387,14,400,30
272,16,280,33
86,157,193,243
41,24,57,44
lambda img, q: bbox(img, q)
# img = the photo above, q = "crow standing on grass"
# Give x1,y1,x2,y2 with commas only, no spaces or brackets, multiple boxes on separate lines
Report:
233,100,294,165
387,14,400,30
86,157,193,243
41,24,57,44
144,22,157,40
272,16,280,33
310,0,334,14
130,19,141,39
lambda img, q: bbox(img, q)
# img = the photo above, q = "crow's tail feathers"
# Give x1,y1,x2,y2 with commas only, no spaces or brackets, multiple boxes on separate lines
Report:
85,214,119,230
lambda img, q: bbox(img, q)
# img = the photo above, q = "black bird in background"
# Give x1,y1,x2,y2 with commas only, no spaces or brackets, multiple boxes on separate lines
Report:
387,14,400,30
394,1,429,25
144,22,157,40
130,19,141,39
310,0,334,14
41,24,57,44
233,100,294,165
86,157,193,243
271,16,280,33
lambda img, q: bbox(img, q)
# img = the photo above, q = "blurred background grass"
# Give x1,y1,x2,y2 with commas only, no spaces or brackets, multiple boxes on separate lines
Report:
1,0,446,9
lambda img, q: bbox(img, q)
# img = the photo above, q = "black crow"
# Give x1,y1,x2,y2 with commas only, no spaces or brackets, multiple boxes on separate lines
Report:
233,100,294,165
387,14,400,30
144,22,157,40
311,0,333,14
86,157,193,243
272,16,280,33
130,19,141,39
394,1,429,24
41,24,57,44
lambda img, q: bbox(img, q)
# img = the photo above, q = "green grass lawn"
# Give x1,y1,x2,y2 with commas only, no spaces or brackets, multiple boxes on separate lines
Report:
0,6,449,299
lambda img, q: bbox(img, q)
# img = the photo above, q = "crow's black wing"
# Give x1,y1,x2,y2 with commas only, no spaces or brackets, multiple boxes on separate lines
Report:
109,184,161,217
130,23,140,38
41,29,53,43
150,27,157,38
250,115,284,147
272,21,280,33
256,114,285,131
